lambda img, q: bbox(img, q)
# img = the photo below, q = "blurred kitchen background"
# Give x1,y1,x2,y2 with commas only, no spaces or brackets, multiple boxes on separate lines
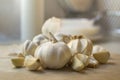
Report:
0,0,120,43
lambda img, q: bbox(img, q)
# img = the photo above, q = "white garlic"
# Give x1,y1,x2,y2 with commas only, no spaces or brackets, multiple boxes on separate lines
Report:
34,33,72,69
72,55,84,72
23,40,37,56
54,33,71,43
42,17,61,38
92,45,110,64
32,34,48,46
24,55,41,70
68,37,93,56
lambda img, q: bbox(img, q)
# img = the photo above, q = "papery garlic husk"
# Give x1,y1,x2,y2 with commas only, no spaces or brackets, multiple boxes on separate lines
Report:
68,37,93,56
71,54,84,72
92,45,110,64
42,17,61,38
22,40,37,56
87,57,99,68
11,57,24,68
24,55,41,70
35,41,72,69
32,34,48,46
54,33,71,43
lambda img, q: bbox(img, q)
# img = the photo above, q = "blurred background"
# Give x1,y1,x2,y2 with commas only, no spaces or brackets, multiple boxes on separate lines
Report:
0,0,120,43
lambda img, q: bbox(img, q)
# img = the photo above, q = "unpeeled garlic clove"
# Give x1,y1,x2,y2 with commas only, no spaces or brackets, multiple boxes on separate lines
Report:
87,57,99,68
23,40,37,56
92,45,107,53
93,51,110,64
76,54,89,67
72,55,84,72
11,57,24,68
24,55,41,71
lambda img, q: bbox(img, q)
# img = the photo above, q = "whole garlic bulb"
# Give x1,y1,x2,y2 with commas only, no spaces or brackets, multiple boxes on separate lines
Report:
42,17,61,38
34,33,72,69
54,33,71,43
23,40,37,56
32,34,48,46
68,36,93,56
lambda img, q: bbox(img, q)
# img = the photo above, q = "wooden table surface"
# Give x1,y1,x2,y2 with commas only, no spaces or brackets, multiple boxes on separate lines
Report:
0,43,120,80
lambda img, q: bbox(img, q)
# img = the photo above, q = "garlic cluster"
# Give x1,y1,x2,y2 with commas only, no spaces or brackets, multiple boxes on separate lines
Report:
11,17,111,73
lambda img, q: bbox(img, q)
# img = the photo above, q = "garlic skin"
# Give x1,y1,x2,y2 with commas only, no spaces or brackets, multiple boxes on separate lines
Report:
92,45,110,64
54,33,71,43
23,40,37,56
42,17,61,38
24,55,41,70
68,38,93,56
32,34,48,46
34,41,72,69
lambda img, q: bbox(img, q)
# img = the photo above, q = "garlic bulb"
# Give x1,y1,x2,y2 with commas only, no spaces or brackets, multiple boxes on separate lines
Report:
54,33,71,43
23,40,37,56
92,45,110,64
68,36,93,56
42,17,61,38
34,33,72,69
32,34,48,46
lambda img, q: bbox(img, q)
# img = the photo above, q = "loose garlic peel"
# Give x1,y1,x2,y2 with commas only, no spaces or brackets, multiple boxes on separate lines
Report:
72,55,84,72
34,32,72,69
24,55,41,70
32,34,48,46
68,36,93,56
23,40,37,56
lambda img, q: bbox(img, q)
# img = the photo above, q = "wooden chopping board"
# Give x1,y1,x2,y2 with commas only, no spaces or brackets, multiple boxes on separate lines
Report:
0,45,120,80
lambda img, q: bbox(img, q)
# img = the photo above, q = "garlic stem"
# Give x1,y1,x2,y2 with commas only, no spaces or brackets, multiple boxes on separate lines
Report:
49,32,57,43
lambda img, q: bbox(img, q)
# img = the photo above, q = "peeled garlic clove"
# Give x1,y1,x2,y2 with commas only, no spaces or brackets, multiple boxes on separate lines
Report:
11,57,24,68
54,33,71,43
87,57,99,68
93,51,110,64
32,34,48,46
72,55,84,72
24,55,41,71
76,54,89,67
23,40,37,56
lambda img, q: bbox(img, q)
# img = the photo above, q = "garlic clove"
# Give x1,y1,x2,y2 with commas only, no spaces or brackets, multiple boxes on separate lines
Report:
76,54,89,67
93,51,110,64
72,55,84,72
23,40,37,56
32,34,48,46
87,57,99,68
24,55,41,71
11,57,24,68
